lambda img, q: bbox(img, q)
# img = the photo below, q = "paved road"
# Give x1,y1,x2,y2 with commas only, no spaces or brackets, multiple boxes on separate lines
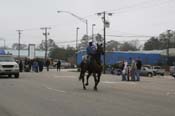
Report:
0,69,175,116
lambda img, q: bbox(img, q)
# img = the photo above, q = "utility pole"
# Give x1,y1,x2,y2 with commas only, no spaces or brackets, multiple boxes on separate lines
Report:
40,27,51,62
167,30,172,65
16,30,23,59
97,11,112,74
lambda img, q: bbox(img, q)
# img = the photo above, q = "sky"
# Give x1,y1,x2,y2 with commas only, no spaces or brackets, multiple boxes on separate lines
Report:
0,0,175,48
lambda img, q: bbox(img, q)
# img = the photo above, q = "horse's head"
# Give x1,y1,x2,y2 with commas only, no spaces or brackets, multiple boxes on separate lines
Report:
96,43,104,55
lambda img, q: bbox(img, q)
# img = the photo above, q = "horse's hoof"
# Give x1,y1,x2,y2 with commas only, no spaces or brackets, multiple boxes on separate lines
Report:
85,83,89,86
94,87,98,91
83,87,86,90
79,77,81,81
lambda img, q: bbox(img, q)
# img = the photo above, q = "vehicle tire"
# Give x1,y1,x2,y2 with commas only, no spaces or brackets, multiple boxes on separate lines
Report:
147,73,152,77
14,74,19,78
161,73,164,76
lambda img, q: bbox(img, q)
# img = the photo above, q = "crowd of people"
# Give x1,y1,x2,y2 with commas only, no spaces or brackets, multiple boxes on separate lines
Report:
120,57,142,81
17,58,62,73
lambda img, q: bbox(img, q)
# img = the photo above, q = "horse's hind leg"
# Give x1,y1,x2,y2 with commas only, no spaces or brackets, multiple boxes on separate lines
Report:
85,72,91,86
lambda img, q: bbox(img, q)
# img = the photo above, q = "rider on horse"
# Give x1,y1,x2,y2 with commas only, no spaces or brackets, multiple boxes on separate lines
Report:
86,41,97,64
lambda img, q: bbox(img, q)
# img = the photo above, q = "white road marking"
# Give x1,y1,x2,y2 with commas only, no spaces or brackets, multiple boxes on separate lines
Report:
53,75,76,78
44,85,66,93
102,81,136,84
166,90,175,96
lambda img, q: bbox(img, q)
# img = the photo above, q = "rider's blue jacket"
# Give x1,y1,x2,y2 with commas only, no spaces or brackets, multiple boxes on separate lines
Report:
86,45,96,55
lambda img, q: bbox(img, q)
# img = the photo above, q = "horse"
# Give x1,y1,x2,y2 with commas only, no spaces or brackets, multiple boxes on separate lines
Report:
79,43,104,91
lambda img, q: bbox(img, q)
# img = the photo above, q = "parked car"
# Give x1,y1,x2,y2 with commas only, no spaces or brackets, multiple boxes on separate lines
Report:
0,55,19,78
170,66,175,78
140,66,154,77
152,66,165,76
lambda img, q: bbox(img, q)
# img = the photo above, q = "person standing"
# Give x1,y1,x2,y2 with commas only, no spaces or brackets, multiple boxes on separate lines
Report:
45,59,50,72
121,60,128,81
56,60,61,72
19,59,23,72
136,57,142,81
131,58,137,81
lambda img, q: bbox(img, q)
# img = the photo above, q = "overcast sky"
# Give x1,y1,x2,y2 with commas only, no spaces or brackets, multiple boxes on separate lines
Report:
0,0,175,48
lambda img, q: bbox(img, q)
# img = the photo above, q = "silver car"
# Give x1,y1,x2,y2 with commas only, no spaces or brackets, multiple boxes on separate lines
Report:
140,67,154,77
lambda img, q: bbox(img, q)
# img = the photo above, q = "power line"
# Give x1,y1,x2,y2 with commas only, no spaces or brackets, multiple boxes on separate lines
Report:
107,35,152,38
111,0,172,14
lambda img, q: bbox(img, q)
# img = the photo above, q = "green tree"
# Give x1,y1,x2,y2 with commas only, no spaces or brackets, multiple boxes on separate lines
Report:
39,39,57,50
49,47,76,62
143,37,162,50
120,41,138,51
106,40,120,51
143,30,175,50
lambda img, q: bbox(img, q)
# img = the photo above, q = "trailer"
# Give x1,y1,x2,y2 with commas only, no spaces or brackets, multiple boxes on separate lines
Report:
77,50,165,66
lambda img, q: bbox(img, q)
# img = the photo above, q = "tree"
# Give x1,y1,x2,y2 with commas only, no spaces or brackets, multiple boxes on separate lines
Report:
95,33,103,44
143,30,175,50
12,43,27,50
78,35,89,50
49,47,76,62
144,37,162,50
39,39,57,50
120,41,138,51
106,40,120,51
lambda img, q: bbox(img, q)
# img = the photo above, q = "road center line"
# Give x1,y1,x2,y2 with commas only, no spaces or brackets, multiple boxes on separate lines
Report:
102,81,136,84
53,75,76,78
44,86,66,93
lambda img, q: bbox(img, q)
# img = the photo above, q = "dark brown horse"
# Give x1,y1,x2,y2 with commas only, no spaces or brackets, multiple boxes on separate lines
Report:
79,44,104,91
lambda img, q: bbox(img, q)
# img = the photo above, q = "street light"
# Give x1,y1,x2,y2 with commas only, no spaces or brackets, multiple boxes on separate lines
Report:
92,24,96,42
97,11,113,74
57,10,88,35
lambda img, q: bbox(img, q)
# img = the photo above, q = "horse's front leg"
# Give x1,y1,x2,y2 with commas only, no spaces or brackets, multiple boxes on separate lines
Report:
79,70,86,90
96,72,102,89
85,72,91,86
82,75,86,90
93,73,98,91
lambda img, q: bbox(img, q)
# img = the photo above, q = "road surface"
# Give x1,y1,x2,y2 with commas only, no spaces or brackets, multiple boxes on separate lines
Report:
0,69,174,116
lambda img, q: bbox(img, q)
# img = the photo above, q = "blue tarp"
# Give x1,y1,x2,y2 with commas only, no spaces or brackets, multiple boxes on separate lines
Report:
0,49,5,55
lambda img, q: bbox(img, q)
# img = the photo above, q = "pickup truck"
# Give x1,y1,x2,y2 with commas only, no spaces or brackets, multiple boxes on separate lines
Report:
0,55,19,78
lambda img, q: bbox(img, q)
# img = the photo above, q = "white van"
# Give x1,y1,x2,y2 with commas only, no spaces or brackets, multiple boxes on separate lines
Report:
0,55,19,78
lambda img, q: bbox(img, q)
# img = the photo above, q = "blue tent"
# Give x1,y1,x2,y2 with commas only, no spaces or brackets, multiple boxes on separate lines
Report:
0,49,5,55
